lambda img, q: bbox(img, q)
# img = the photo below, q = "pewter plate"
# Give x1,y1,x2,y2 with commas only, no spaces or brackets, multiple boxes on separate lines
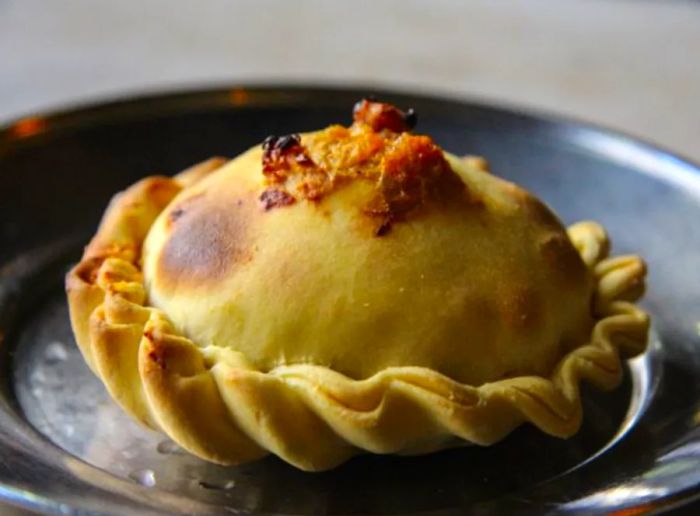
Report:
1,86,699,515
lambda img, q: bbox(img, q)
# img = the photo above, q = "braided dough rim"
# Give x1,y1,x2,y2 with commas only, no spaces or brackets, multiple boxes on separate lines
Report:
65,158,650,471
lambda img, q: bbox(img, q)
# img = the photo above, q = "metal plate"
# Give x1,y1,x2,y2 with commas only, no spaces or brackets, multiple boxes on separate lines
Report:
1,86,699,515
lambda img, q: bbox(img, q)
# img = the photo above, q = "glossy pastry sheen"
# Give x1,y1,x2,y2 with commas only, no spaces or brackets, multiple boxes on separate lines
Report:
66,100,649,471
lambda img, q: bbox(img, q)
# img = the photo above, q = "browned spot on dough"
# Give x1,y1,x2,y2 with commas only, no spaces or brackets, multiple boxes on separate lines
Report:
145,338,167,370
145,176,179,195
499,285,542,331
147,351,166,370
138,177,183,212
375,217,393,236
165,193,204,230
73,257,104,285
143,330,168,369
259,188,296,210
523,196,562,231
158,193,257,288
259,101,467,236
539,232,588,288
168,207,186,223
352,99,416,133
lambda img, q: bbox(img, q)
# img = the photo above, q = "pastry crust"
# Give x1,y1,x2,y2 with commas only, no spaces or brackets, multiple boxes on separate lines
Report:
66,107,649,471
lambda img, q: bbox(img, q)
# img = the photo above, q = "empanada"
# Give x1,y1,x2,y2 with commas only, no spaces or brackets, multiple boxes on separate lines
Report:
67,100,649,471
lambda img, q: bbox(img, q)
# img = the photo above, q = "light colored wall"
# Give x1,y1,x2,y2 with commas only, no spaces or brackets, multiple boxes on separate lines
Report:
1,0,698,160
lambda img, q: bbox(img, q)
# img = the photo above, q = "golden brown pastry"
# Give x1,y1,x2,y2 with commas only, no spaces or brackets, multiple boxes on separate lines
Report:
66,100,649,471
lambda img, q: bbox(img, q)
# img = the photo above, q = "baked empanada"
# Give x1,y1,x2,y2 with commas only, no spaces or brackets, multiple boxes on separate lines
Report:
66,100,649,471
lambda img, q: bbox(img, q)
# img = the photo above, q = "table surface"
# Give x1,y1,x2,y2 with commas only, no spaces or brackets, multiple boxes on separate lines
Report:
0,1,699,514
1,0,699,163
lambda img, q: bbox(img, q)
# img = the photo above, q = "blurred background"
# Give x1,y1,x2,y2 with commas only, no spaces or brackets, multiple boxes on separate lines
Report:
1,0,698,161
1,2,699,515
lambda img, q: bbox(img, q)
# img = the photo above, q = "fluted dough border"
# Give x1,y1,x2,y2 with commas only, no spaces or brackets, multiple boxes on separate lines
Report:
66,158,650,471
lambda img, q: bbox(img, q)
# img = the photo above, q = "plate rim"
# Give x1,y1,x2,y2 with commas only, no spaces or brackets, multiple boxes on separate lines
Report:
1,81,699,176
1,83,699,515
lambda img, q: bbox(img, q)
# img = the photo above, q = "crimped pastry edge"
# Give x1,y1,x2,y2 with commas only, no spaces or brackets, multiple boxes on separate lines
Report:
65,159,650,471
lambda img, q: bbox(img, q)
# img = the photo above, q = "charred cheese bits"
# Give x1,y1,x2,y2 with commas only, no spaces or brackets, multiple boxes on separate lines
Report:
66,100,649,471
